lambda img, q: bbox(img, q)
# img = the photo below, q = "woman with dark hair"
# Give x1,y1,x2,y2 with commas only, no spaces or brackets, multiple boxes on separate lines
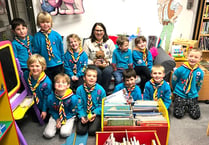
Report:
83,22,115,93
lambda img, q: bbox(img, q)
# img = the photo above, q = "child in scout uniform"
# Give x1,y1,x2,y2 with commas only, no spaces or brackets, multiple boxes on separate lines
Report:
172,48,204,119
24,54,53,121
113,68,142,103
33,11,64,82
143,65,172,110
43,73,80,138
64,34,88,92
112,35,133,85
11,18,33,72
132,36,153,92
76,65,106,136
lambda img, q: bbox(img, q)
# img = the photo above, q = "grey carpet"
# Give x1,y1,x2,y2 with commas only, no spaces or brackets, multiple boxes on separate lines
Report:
18,102,209,145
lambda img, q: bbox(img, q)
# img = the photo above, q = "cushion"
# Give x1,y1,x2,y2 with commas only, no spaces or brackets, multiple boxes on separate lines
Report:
154,47,176,76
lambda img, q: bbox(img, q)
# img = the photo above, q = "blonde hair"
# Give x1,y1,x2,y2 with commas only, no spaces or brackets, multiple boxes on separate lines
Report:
188,48,202,57
151,65,165,74
54,73,71,85
67,34,82,49
37,11,52,27
27,54,47,71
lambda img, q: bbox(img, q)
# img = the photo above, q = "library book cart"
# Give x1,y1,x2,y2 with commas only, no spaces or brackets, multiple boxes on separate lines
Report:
98,98,170,145
0,63,20,145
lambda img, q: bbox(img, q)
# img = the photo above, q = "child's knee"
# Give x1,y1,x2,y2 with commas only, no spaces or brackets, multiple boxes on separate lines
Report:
173,107,185,119
43,130,56,138
77,128,87,135
189,104,201,120
60,129,72,138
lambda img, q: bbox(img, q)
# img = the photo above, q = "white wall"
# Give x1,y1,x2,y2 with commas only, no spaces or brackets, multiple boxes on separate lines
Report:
32,0,198,42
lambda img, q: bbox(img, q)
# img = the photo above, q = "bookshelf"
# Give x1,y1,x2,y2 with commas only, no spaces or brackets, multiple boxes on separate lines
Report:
0,63,20,145
198,0,209,50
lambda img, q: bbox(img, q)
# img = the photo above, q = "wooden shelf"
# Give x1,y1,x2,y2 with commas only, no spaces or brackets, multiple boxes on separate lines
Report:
202,50,209,52
200,34,209,36
203,17,209,20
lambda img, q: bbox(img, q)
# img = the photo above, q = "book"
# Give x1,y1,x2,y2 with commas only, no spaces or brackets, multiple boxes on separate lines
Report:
134,100,158,107
135,115,167,122
134,112,162,116
132,107,159,112
104,118,134,126
105,89,128,104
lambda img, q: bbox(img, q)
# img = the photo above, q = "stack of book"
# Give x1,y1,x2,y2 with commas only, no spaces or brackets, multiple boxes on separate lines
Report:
103,89,134,126
103,103,133,126
133,100,167,125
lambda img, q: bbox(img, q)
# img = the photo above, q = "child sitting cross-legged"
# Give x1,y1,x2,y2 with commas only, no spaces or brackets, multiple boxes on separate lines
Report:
113,68,142,103
172,48,204,119
76,65,106,136
43,73,80,138
143,65,172,110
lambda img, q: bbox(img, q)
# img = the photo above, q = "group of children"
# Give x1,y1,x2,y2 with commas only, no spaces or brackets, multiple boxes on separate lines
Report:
11,11,204,139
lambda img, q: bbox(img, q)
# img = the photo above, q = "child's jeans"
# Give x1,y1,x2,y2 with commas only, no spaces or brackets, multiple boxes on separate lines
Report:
173,94,200,119
112,69,124,85
43,116,75,138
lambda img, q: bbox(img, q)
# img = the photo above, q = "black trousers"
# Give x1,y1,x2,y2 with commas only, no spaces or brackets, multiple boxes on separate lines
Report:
45,64,64,83
70,77,84,93
134,66,151,92
76,116,101,136
173,94,201,119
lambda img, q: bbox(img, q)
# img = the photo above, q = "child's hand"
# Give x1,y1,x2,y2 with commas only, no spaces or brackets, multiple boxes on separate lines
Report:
97,63,107,68
88,114,96,122
56,119,61,129
72,76,78,81
41,112,47,120
81,117,88,124
95,60,102,66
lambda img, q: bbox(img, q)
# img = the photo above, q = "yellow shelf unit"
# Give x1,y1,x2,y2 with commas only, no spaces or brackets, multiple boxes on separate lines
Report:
101,98,170,145
0,63,19,145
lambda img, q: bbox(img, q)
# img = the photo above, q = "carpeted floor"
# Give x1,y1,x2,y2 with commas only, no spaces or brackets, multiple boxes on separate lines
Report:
18,102,209,145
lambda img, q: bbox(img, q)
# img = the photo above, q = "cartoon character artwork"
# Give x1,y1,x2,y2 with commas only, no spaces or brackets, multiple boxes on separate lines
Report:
157,0,183,53
40,0,84,15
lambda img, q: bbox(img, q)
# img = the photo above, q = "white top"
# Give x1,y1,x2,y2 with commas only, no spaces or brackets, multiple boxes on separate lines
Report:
83,38,115,64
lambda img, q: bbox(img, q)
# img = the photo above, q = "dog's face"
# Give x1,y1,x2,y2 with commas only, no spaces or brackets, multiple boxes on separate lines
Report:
96,51,105,59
